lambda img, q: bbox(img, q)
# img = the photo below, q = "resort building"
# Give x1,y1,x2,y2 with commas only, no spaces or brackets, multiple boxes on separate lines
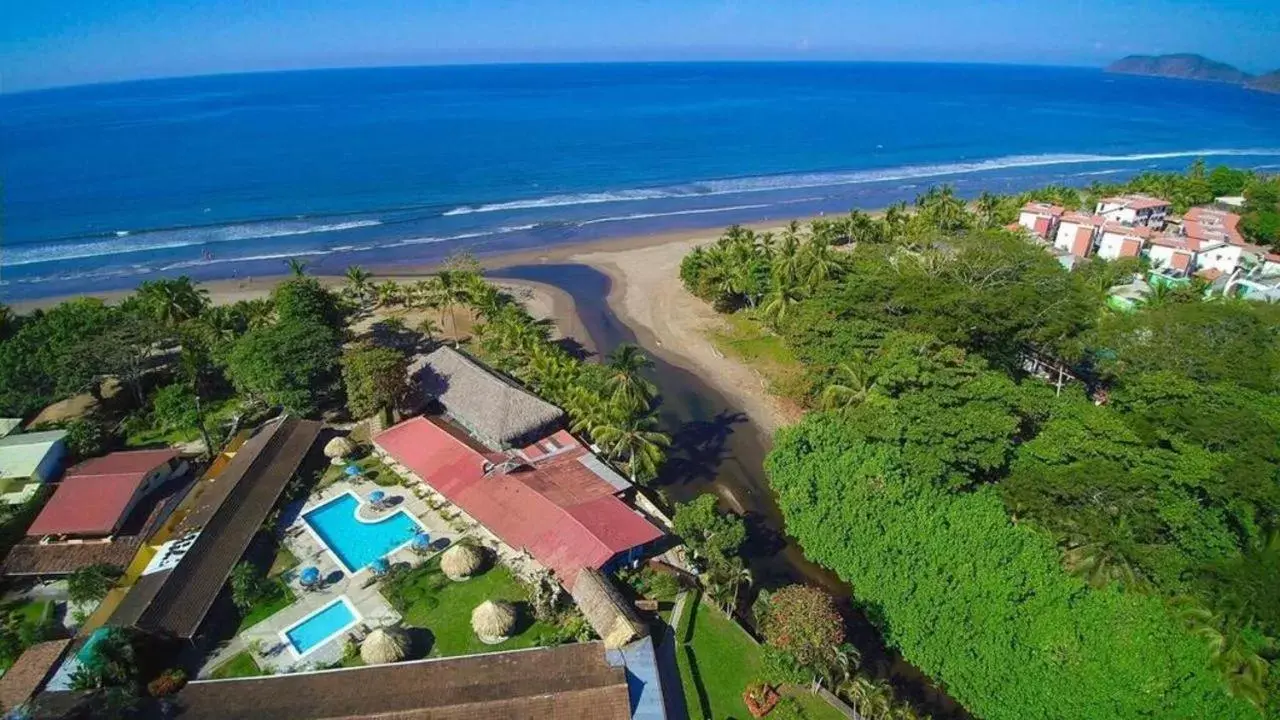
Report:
105,415,322,643
374,416,665,591
33,640,663,719
1182,207,1245,247
1147,235,1199,275
407,345,565,449
0,430,67,506
1095,194,1171,228
25,449,186,541
1095,223,1151,260
1053,213,1105,259
1017,202,1065,240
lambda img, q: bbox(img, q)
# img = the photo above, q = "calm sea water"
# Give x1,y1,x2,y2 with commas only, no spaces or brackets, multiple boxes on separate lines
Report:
3,62,1280,300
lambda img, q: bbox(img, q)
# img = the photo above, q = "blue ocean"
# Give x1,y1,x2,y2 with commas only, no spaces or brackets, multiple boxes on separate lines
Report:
3,62,1280,301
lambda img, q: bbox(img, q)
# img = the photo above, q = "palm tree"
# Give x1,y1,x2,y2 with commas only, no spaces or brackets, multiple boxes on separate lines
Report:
433,271,472,344
771,228,804,286
135,276,209,326
238,298,275,329
373,281,403,308
604,344,657,411
285,257,309,277
840,675,894,720
1062,540,1142,589
344,266,373,303
1168,596,1272,710
589,406,670,484
702,557,751,614
802,241,843,288
820,359,874,411
416,317,440,343
976,191,1001,228
761,279,804,327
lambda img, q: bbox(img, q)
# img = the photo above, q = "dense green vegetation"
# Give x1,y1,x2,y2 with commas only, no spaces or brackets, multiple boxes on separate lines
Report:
682,165,1280,719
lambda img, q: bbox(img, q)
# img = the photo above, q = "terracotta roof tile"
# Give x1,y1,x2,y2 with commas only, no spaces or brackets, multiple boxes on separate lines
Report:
0,640,70,712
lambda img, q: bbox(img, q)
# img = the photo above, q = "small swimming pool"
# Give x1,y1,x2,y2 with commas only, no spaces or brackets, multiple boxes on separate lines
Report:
282,596,359,657
302,491,424,573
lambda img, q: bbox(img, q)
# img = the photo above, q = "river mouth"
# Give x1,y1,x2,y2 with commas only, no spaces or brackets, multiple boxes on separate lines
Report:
490,262,966,718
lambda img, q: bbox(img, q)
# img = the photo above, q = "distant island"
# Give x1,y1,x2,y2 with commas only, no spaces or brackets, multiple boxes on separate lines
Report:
1106,53,1280,93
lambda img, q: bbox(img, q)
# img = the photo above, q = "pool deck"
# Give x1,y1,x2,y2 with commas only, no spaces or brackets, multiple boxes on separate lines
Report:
199,476,457,676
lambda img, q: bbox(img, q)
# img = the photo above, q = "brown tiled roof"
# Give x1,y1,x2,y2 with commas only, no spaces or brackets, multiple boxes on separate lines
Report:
123,417,321,638
2,538,140,576
0,640,70,712
40,642,632,720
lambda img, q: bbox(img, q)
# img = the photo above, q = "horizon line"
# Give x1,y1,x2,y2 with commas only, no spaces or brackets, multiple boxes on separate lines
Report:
2,57,1108,96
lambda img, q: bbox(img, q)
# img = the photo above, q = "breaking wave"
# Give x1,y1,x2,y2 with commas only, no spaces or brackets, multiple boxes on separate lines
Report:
441,148,1280,216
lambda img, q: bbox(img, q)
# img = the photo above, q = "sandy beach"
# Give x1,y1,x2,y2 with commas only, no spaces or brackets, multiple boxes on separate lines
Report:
8,221,799,438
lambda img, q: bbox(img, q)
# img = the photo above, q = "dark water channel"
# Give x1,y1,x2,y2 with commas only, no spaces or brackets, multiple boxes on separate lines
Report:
491,264,965,718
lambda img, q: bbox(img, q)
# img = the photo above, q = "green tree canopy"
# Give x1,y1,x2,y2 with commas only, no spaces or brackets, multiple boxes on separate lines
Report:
225,318,340,416
340,343,408,419
767,414,1256,720
271,276,346,330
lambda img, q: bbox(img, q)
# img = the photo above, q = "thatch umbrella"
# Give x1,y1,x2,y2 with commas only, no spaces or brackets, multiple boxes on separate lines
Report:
440,544,484,581
471,600,517,645
360,627,410,665
324,437,354,465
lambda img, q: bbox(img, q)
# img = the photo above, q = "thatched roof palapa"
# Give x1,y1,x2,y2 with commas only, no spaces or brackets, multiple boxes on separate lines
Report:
440,543,485,581
360,627,410,665
570,567,648,650
471,600,517,644
407,346,564,449
323,437,354,463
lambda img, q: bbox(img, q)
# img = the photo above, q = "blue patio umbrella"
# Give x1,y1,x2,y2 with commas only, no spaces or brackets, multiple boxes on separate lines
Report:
371,558,390,576
344,464,363,478
411,532,431,550
300,566,321,586
369,490,387,504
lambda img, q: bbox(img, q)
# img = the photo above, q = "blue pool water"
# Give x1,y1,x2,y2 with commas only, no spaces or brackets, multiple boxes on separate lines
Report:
303,493,423,573
284,597,357,656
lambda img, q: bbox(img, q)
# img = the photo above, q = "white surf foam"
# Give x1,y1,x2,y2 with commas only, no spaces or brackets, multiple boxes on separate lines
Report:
7,219,383,267
441,148,1280,216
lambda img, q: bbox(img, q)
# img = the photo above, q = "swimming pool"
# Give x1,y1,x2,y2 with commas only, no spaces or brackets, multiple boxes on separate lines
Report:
282,596,360,657
302,491,425,573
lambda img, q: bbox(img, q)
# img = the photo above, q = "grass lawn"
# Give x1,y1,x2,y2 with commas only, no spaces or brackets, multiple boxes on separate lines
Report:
711,312,810,400
382,556,556,658
676,598,844,720
210,651,263,679
268,546,299,579
5,599,52,628
319,453,400,489
236,580,296,633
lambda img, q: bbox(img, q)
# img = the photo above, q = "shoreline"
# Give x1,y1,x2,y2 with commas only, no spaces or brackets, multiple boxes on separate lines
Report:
6,216,801,314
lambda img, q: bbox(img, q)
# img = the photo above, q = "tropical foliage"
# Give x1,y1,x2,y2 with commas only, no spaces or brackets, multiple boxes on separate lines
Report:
682,169,1280,718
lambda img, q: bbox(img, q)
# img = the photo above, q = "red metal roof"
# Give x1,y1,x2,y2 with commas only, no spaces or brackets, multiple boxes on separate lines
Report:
26,449,178,537
375,417,663,589
27,474,148,536
66,449,178,478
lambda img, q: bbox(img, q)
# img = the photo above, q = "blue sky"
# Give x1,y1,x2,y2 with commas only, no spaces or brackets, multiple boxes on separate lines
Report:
3,0,1279,92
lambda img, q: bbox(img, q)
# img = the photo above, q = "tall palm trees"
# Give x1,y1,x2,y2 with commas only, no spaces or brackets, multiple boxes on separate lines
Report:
285,258,309,277
135,276,210,326
344,266,373,304
605,344,657,410
589,407,670,484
